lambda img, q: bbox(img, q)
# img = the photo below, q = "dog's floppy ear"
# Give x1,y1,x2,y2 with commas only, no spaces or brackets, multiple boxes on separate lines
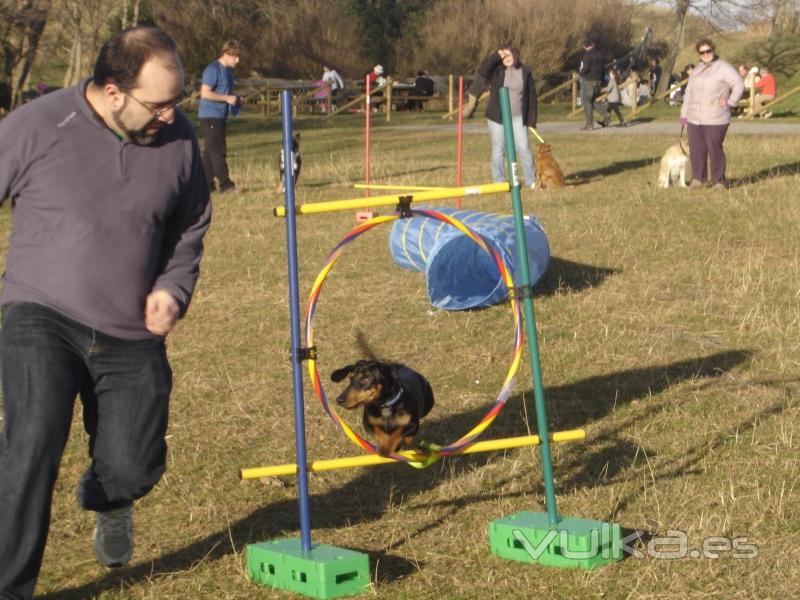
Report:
331,364,354,382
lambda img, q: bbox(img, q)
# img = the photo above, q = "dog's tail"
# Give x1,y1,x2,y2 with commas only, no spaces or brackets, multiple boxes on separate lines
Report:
355,329,378,360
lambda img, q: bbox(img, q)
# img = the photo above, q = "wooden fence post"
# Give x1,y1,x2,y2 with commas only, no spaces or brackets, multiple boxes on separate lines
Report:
448,74,454,120
386,76,392,121
571,72,578,113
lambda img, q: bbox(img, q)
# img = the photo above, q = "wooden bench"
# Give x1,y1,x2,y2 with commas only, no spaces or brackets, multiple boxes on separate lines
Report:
393,94,437,111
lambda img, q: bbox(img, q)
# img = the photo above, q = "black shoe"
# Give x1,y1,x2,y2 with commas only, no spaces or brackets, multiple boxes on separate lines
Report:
93,505,133,568
218,181,237,194
597,118,609,128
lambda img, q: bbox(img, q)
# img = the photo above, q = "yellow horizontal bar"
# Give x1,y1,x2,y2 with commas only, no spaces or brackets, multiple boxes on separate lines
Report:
273,181,510,217
353,184,451,191
240,429,585,480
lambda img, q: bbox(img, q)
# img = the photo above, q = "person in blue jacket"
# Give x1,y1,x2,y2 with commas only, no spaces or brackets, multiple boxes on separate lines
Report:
199,39,242,194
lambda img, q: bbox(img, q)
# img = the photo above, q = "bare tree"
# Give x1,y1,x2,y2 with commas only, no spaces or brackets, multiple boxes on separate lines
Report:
752,0,799,35
403,0,634,78
655,0,692,97
0,0,50,109
62,0,119,87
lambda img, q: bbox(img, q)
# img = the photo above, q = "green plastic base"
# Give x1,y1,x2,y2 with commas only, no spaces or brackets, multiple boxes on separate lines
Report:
247,538,371,599
489,511,622,569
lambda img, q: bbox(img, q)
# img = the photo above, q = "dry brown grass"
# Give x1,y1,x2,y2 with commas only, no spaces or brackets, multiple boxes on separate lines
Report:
3,110,799,598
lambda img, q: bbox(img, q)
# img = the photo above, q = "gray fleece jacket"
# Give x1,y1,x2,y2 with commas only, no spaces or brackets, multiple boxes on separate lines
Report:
680,58,744,126
0,80,211,340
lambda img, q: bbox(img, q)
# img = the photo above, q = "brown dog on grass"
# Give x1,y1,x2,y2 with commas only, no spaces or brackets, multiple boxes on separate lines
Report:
534,143,566,190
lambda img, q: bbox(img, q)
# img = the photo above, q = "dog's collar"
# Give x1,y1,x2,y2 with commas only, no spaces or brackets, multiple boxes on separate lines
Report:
382,385,404,408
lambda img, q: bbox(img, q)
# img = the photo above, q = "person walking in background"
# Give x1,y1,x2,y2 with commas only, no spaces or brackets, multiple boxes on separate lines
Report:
0,26,211,598
472,43,538,188
680,38,744,189
602,67,627,127
322,63,345,111
649,57,662,95
754,65,776,117
579,37,609,130
199,39,242,194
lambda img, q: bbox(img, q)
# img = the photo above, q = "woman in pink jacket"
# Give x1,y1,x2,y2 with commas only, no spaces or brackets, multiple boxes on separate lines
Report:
680,38,744,189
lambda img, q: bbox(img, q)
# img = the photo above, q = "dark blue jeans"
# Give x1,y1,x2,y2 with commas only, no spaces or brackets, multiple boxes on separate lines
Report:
199,117,232,190
0,303,172,599
581,79,609,126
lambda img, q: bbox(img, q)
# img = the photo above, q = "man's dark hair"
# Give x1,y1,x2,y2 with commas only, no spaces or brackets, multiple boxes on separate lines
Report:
583,38,595,48
93,26,178,90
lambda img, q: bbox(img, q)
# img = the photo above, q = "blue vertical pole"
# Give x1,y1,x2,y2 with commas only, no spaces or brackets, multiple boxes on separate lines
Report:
281,90,312,552
498,87,559,525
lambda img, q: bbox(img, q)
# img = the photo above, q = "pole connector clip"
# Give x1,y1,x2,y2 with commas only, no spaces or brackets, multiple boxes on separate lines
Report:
295,346,317,362
509,284,535,300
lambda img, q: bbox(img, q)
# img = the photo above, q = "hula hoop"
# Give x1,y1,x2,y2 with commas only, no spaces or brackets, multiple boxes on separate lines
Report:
306,208,523,463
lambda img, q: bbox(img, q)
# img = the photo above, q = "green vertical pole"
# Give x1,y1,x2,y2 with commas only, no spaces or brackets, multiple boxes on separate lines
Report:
498,87,559,525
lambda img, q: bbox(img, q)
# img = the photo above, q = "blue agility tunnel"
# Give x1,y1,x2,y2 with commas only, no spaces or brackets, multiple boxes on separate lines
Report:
389,207,550,310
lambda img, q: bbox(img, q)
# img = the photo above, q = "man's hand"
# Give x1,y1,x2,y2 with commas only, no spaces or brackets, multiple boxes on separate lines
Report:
145,289,179,336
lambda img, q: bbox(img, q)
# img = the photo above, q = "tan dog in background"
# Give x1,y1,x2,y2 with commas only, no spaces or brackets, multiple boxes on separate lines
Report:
658,142,690,188
534,144,566,189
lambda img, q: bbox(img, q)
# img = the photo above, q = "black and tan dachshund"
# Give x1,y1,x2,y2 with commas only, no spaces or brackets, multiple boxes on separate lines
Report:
331,360,434,457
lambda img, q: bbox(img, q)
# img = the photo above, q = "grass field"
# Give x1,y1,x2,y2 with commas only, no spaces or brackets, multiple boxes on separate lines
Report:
3,106,799,599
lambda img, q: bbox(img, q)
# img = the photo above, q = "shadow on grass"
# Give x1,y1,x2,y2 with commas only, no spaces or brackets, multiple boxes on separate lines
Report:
567,157,657,184
728,160,800,187
43,349,753,598
596,396,787,523
382,164,452,179
534,257,619,297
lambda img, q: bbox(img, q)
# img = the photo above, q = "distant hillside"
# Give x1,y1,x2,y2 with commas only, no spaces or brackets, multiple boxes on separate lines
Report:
630,4,716,52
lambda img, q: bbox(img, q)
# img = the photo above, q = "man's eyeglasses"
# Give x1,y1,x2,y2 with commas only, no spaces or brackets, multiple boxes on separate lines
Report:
124,89,189,118
698,49,713,55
